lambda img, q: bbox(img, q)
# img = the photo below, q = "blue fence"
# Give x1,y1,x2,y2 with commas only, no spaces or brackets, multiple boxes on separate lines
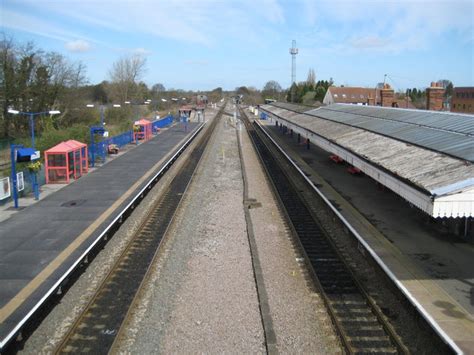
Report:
88,130,133,163
1,117,176,205
89,116,174,164
151,115,174,131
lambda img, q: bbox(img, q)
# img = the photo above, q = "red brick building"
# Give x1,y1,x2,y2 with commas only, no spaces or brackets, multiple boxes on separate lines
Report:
451,87,474,114
426,82,445,111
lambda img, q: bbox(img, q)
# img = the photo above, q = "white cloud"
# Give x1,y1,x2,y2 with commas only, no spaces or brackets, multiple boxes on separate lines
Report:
65,39,91,52
296,0,473,53
132,48,152,56
7,0,286,48
351,36,390,49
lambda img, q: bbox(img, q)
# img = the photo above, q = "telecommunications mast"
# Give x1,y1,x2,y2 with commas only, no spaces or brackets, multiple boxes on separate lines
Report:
289,40,299,101
289,40,298,85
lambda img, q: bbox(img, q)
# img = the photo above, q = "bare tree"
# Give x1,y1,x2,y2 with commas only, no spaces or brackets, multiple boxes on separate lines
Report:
262,80,282,100
306,68,316,86
108,55,147,102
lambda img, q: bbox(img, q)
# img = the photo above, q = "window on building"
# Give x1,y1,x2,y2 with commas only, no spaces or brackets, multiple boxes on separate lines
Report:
453,104,456,109
463,104,466,110
334,94,338,98
342,94,347,98
360,94,364,99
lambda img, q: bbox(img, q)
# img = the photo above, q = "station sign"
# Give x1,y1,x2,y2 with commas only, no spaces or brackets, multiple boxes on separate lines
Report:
16,148,40,162
17,172,24,191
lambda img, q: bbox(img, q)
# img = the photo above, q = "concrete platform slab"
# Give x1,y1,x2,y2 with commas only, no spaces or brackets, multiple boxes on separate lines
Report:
0,123,202,349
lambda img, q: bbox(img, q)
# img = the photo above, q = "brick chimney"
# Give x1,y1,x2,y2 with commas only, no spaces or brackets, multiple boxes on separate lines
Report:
426,81,445,111
380,83,394,107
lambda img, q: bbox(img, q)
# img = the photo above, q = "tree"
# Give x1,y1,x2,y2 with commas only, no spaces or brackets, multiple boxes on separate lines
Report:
92,81,108,103
262,80,282,100
0,36,87,137
208,87,223,102
151,83,165,95
437,79,453,98
236,86,250,96
108,54,147,102
306,68,316,87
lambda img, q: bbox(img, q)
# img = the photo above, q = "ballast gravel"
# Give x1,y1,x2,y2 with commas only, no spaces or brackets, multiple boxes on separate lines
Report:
238,119,341,353
117,108,342,353
117,108,265,353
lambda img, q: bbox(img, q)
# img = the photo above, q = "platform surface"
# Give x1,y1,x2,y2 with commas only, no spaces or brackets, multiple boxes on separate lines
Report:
260,117,474,354
0,122,201,345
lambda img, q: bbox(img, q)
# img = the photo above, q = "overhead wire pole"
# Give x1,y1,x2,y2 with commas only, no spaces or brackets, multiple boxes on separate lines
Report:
289,40,298,102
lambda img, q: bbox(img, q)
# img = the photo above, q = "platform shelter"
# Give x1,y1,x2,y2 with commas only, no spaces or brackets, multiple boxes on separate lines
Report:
44,139,88,184
179,106,193,118
133,119,152,142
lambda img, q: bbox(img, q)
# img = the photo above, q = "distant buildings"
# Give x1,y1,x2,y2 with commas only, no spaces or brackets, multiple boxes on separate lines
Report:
451,87,474,114
322,85,415,109
322,83,474,115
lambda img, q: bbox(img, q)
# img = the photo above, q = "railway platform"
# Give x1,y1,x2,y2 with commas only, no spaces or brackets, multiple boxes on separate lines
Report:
257,114,474,354
0,122,202,349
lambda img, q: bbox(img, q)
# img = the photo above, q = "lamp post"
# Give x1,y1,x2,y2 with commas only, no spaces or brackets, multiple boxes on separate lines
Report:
8,109,61,149
8,109,60,201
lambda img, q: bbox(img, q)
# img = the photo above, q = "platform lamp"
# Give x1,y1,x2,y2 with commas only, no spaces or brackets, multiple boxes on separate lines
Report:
8,109,61,149
7,109,61,201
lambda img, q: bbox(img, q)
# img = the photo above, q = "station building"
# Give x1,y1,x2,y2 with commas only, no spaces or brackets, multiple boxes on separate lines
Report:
260,102,474,238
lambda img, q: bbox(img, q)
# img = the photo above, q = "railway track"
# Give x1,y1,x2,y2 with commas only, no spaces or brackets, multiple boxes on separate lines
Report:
240,107,408,354
55,107,223,353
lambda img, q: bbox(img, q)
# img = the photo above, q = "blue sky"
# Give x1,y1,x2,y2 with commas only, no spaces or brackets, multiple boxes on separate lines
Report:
1,0,473,91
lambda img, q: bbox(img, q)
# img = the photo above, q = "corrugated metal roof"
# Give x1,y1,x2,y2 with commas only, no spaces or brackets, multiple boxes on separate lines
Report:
270,101,317,113
304,104,474,162
261,103,474,196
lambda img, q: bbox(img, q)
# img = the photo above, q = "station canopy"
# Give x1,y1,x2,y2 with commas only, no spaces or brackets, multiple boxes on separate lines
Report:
261,103,474,218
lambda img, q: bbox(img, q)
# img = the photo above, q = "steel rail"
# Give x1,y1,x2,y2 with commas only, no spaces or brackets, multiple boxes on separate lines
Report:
0,123,205,352
55,106,223,353
240,108,408,353
252,112,462,355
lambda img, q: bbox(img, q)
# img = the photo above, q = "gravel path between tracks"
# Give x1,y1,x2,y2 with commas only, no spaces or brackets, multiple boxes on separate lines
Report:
116,108,341,353
238,117,342,353
15,110,219,354
116,110,265,353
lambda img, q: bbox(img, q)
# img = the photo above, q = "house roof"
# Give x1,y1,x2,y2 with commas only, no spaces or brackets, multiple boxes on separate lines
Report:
328,87,376,103
327,86,416,108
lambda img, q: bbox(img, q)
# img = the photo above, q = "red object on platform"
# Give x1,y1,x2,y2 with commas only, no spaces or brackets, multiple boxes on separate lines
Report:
133,118,152,142
329,154,344,164
45,140,88,184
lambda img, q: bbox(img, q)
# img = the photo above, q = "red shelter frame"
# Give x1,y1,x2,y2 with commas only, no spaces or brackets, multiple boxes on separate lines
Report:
44,139,88,184
133,119,152,142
